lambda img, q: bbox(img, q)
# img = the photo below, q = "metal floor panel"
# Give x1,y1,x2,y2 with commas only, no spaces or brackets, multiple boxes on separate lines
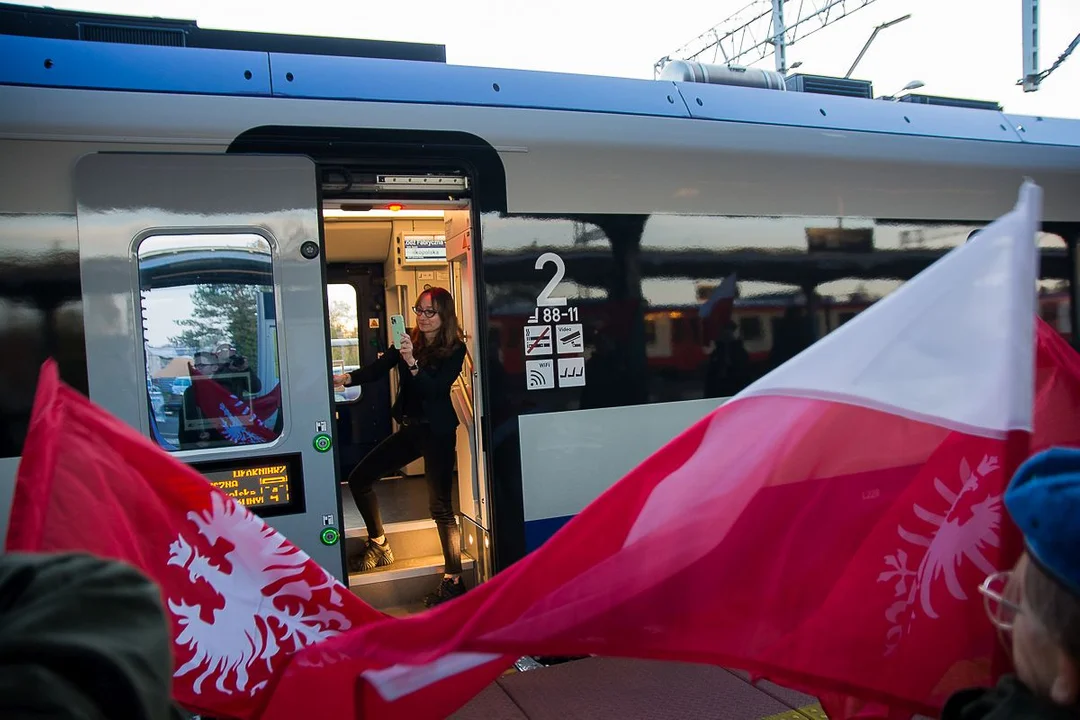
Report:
455,658,808,720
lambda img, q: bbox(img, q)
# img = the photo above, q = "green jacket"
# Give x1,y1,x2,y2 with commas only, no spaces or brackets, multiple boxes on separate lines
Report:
942,675,1079,719
0,551,189,720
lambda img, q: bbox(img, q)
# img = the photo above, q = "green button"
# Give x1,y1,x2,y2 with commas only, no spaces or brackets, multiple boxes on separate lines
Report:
313,433,333,453
320,527,340,546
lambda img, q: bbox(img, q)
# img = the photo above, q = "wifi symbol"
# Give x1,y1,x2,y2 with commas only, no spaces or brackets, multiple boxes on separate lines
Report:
528,368,548,388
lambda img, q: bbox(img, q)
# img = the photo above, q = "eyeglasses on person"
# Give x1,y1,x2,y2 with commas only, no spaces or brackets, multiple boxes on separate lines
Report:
979,570,1023,632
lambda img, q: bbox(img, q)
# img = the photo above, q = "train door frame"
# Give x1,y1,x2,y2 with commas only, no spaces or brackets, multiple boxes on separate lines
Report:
443,208,494,581
228,126,509,576
318,198,493,599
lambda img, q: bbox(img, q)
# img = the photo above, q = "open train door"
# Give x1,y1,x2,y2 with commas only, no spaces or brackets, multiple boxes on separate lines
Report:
444,208,493,583
74,153,346,581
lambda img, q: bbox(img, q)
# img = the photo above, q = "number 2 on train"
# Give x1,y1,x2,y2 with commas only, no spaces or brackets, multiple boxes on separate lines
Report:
535,252,567,307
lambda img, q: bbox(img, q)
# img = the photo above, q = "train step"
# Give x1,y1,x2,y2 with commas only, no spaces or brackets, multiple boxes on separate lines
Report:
345,518,446,562
339,474,462,530
349,553,475,610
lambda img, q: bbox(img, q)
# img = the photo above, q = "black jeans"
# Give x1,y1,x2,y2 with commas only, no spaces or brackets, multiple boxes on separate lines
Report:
346,422,462,574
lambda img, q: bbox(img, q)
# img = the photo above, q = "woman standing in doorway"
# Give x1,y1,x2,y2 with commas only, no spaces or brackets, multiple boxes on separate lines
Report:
333,287,468,607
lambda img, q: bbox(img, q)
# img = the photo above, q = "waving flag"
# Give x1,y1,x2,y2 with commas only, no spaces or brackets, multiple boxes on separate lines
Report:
186,366,281,445
255,181,1080,720
699,272,738,342
5,361,383,719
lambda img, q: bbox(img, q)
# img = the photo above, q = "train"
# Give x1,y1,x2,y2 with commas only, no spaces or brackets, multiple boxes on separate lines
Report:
2,2,1080,614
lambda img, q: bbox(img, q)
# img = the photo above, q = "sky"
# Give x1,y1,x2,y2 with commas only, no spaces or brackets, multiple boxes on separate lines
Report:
30,0,1080,119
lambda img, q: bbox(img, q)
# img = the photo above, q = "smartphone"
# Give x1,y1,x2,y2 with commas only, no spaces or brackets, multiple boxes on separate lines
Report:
390,314,407,347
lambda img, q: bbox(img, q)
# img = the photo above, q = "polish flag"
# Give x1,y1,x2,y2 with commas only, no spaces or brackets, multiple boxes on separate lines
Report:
260,183,1078,719
699,271,737,342
7,362,384,719
187,366,280,445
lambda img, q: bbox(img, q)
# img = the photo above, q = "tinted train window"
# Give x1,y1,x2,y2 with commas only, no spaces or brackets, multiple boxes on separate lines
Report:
137,233,283,451
480,213,1073,409
739,316,763,342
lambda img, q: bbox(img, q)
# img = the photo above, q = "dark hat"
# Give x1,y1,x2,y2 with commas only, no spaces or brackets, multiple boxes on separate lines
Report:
1005,446,1080,596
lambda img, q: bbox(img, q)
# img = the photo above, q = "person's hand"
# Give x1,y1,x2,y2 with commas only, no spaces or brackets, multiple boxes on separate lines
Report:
399,335,415,365
333,373,350,387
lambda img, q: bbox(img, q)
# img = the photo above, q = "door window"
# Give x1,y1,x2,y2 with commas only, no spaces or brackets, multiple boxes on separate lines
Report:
137,233,284,451
328,283,362,403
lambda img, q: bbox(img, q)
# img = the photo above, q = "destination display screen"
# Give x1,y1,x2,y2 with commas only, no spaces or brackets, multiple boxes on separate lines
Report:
402,234,447,263
191,453,304,517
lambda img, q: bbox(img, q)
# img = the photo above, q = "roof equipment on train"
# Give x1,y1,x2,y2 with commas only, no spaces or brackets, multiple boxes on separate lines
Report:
0,2,1032,126
784,73,874,99
897,93,1004,112
658,60,788,91
655,58,1000,109
0,2,447,63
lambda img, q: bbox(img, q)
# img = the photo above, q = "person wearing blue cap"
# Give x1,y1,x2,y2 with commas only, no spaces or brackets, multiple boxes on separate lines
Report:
942,446,1080,719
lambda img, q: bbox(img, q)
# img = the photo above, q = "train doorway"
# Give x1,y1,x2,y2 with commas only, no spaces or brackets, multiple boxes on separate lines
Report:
321,192,491,614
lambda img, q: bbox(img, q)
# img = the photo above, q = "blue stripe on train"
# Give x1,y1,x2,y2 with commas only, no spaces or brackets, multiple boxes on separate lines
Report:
524,514,575,553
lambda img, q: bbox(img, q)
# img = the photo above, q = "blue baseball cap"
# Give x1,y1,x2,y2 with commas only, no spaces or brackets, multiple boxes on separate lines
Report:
1005,446,1080,597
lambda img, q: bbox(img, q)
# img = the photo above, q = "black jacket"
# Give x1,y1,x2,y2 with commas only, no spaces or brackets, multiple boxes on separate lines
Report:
348,342,466,435
0,552,188,720
942,675,1078,720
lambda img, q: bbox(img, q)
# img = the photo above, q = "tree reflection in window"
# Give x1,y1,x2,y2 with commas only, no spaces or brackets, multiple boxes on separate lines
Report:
138,233,283,452
172,284,261,366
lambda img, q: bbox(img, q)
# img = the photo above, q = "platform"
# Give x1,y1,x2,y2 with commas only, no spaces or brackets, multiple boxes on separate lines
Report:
451,658,828,720
451,657,938,720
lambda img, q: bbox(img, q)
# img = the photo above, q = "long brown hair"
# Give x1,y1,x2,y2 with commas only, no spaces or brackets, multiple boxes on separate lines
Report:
409,287,464,363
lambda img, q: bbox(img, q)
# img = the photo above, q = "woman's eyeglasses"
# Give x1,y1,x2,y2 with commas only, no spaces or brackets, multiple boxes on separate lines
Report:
413,306,438,318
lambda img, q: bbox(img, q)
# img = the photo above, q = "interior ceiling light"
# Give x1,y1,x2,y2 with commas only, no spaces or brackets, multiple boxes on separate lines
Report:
322,208,447,219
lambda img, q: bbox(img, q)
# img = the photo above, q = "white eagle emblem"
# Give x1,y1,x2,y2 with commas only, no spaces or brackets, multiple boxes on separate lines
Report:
213,398,266,445
167,492,353,696
878,454,1003,655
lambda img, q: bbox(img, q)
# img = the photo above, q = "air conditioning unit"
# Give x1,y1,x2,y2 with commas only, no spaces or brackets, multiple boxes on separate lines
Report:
898,93,1003,112
784,73,874,99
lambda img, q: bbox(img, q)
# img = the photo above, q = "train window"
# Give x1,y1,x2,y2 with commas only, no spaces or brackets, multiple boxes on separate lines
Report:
644,318,657,345
328,284,360,373
328,283,362,404
739,316,763,342
481,213,1074,411
670,314,686,344
137,233,283,452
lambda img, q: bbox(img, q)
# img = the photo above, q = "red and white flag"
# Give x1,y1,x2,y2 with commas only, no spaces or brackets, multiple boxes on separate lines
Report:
187,365,282,445
5,362,384,719
258,181,1080,719
699,271,737,342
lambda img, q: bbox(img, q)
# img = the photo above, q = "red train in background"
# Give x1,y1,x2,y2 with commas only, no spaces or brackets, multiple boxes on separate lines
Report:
489,289,1073,378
